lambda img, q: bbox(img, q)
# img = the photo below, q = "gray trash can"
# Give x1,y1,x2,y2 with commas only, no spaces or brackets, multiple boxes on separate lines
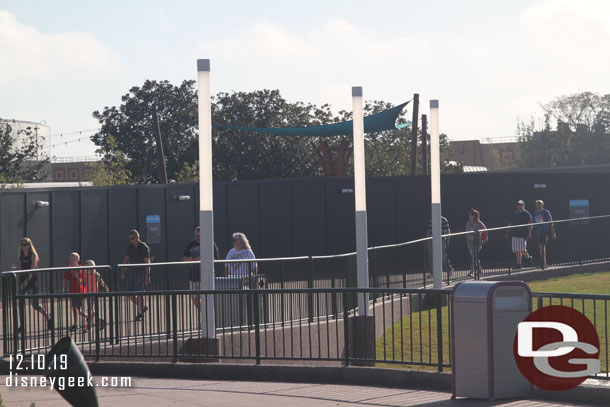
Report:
451,281,532,401
214,276,248,328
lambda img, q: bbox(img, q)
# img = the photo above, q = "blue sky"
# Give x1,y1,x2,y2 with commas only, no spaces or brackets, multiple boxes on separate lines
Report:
1,1,609,158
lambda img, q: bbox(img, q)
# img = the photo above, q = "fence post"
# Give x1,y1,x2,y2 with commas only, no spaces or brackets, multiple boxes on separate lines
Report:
253,291,261,365
114,266,121,345
12,277,19,355
172,294,178,362
436,293,444,372
308,256,314,323
474,231,480,280
95,297,100,362
343,292,350,366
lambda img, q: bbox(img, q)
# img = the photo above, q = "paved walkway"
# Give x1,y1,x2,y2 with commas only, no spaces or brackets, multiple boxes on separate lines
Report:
0,377,590,406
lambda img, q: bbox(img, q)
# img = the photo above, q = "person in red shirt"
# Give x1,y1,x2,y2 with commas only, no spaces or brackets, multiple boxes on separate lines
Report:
83,260,109,331
63,252,88,332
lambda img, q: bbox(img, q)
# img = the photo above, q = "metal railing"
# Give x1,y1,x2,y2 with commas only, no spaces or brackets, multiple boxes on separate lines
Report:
3,287,452,370
3,288,608,379
531,292,610,379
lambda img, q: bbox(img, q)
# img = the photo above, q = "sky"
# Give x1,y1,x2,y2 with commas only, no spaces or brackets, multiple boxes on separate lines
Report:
1,0,609,159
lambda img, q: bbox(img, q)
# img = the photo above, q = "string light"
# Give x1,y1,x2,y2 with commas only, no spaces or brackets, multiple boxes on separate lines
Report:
50,128,101,148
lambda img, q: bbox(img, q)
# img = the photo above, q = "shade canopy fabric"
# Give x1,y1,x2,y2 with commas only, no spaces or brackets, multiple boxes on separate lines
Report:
213,101,410,137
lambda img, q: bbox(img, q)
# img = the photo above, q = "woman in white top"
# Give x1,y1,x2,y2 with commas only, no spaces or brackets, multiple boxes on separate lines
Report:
225,232,257,277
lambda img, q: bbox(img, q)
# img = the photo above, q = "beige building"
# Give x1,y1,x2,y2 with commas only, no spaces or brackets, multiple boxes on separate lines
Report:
446,139,521,170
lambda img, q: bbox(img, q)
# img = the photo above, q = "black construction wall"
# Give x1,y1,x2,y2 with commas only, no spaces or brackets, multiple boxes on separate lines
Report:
2,172,610,270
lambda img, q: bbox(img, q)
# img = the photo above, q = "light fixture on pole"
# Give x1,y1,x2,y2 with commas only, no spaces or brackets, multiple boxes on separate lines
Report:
352,86,369,316
197,59,215,339
429,100,443,289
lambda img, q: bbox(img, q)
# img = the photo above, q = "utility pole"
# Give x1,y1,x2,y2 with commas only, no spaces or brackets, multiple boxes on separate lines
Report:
421,114,428,176
410,94,420,176
152,107,169,184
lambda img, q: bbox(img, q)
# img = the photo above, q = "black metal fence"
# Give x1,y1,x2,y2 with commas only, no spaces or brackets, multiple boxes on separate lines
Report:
2,287,451,369
3,288,609,379
531,292,610,379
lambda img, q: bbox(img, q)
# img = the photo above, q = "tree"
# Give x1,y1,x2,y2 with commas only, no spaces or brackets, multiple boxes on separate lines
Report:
87,135,132,186
92,82,460,182
211,89,333,180
0,119,49,184
92,80,198,184
518,92,610,168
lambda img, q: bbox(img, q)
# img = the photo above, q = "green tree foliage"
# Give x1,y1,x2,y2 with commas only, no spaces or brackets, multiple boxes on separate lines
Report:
0,119,49,184
212,89,332,180
518,92,610,168
92,82,459,183
87,135,132,186
175,160,199,183
92,80,198,184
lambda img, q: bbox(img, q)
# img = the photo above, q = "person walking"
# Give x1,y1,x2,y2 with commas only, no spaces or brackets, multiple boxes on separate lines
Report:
17,237,53,332
63,252,88,332
532,200,556,268
83,260,109,331
121,230,151,321
183,226,219,310
466,208,487,277
225,232,257,279
505,200,533,270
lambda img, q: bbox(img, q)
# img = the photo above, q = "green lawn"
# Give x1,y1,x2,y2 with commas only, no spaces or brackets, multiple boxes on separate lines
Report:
376,271,610,372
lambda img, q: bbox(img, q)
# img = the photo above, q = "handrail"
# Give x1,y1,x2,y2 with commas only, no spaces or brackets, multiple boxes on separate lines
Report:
2,214,609,274
532,292,610,300
2,265,111,276
17,287,452,298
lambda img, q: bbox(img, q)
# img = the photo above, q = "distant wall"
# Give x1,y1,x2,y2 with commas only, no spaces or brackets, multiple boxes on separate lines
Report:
2,172,610,271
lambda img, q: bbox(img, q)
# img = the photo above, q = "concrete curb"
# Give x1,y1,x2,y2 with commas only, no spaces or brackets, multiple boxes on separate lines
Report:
88,362,454,392
3,359,607,406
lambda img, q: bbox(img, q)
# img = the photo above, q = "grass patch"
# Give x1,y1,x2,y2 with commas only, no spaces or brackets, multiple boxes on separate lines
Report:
527,271,610,295
376,271,610,372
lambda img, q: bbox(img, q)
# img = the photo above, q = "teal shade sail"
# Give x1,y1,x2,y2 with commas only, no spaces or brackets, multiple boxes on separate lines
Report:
213,101,410,137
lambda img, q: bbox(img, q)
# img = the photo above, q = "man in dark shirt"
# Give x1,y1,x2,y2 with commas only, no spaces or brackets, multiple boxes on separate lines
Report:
122,229,151,321
505,200,533,269
183,226,219,310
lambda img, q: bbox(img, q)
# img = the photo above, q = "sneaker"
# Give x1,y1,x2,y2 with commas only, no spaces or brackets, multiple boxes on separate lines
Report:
69,324,78,332
135,313,144,322
467,271,473,277
47,314,54,331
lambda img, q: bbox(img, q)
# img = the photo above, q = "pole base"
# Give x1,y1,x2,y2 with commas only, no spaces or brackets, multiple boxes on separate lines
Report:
348,315,376,366
178,338,220,363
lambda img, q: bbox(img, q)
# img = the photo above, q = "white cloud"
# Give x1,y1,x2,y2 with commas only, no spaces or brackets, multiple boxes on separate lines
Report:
0,10,121,85
200,7,610,142
521,0,610,68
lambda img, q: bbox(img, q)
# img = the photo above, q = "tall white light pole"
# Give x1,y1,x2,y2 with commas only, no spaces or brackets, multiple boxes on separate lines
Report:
352,86,369,315
197,59,215,338
429,100,443,289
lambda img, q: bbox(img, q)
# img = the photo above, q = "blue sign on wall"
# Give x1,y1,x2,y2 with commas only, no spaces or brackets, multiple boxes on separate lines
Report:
146,215,161,244
569,199,589,223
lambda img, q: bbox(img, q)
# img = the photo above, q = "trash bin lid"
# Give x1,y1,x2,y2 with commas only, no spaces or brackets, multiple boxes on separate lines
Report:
452,281,498,303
